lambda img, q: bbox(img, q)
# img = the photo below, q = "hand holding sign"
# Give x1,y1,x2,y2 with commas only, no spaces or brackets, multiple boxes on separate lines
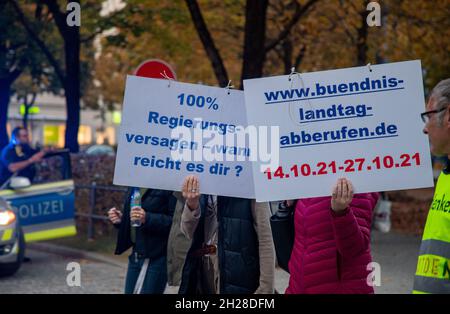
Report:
331,178,354,212
182,175,201,211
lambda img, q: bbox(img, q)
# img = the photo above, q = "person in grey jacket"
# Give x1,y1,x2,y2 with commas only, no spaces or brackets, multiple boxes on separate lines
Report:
178,175,275,294
166,192,192,287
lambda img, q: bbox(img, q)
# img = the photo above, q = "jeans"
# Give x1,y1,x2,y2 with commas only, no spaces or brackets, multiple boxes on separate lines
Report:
124,253,167,294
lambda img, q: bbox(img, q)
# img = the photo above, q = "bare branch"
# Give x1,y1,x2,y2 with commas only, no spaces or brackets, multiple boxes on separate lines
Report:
40,0,68,37
80,28,103,43
29,92,37,106
81,8,127,43
23,92,37,107
8,68,23,84
10,0,65,84
356,4,369,66
294,45,306,69
264,0,319,53
184,0,229,86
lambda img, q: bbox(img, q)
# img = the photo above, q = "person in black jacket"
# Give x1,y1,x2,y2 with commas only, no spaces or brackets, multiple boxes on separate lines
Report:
107,188,176,294
178,175,275,294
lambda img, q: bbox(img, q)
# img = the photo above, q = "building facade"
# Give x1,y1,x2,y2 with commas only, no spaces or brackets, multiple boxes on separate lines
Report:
7,93,120,149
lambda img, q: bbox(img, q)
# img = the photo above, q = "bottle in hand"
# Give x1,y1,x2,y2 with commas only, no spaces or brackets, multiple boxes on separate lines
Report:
130,187,142,227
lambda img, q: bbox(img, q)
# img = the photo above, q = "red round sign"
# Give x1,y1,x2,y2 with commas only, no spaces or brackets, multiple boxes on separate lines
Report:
134,59,177,80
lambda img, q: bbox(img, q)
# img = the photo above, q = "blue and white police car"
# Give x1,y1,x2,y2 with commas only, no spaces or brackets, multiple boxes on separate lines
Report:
0,150,76,277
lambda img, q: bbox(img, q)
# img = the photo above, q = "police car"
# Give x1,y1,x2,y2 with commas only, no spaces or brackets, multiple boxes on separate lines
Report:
0,195,25,277
0,150,76,277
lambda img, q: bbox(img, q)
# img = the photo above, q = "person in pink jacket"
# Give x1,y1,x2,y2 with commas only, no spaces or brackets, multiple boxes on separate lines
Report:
286,178,379,294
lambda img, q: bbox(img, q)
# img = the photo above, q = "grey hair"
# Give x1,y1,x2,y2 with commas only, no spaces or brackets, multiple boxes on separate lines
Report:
430,78,450,125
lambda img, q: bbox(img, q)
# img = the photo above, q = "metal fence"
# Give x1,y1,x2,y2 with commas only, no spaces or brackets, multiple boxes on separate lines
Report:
75,183,127,240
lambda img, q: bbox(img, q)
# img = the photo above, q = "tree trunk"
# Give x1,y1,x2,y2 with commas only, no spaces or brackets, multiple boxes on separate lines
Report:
23,106,29,130
22,93,36,130
0,79,11,150
356,2,369,66
185,0,229,87
282,39,293,74
12,0,82,152
0,70,21,150
63,25,81,153
240,0,268,88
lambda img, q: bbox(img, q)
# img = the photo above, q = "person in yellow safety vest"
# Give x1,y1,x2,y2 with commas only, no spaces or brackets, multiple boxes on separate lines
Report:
414,78,450,294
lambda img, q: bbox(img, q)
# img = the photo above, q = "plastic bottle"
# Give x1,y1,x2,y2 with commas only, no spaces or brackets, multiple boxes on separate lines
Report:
130,187,142,227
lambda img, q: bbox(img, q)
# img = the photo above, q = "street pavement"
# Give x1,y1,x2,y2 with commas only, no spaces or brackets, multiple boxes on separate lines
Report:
371,230,422,294
0,249,126,294
0,231,421,294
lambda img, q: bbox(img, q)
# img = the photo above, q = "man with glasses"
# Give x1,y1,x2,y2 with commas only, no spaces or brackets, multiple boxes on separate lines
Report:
414,78,450,294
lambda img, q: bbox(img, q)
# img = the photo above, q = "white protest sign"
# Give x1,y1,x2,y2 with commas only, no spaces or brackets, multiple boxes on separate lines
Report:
243,60,434,201
114,76,255,198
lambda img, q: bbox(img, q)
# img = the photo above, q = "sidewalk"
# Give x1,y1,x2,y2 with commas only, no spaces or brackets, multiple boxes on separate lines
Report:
33,230,421,294
371,230,421,294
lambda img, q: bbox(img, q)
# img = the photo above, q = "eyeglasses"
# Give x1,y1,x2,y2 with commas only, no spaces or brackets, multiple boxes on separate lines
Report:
421,106,448,123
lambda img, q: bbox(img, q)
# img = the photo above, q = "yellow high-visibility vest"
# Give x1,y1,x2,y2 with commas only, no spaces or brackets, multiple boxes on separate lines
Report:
413,170,450,294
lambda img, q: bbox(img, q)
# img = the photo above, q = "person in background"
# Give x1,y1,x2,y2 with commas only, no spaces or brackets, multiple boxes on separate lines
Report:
178,175,275,294
286,178,379,294
414,78,450,294
107,188,176,294
0,126,47,186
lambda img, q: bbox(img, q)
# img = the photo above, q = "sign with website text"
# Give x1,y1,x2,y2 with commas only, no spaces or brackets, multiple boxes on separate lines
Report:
243,60,434,201
114,76,255,198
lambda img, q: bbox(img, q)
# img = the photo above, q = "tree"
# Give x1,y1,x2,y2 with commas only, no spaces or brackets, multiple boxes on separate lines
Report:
87,0,449,111
0,1,48,149
84,0,214,110
380,0,450,90
185,0,319,88
240,0,268,84
184,0,230,86
13,72,40,130
10,0,83,152
11,0,117,152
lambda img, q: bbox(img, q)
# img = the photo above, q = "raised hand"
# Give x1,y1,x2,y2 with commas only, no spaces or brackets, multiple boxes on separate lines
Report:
182,175,201,211
331,178,354,212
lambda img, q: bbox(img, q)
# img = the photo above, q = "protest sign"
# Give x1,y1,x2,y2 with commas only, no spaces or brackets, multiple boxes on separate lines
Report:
243,60,434,201
113,76,255,198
